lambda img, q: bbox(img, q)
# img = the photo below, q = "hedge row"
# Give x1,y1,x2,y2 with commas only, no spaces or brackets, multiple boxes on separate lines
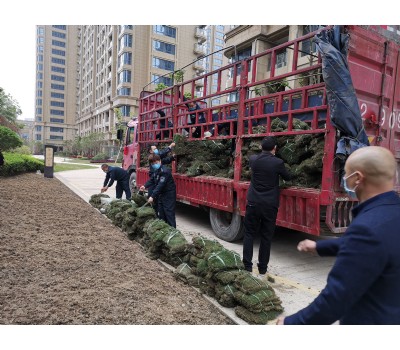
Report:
0,153,44,177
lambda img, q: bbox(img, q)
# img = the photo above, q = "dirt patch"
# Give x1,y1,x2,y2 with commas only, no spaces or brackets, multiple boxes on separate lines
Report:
0,173,234,325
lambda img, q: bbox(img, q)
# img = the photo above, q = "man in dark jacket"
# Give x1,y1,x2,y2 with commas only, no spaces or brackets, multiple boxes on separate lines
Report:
185,100,206,138
147,142,175,216
101,164,131,200
242,136,292,277
278,146,400,325
140,154,177,228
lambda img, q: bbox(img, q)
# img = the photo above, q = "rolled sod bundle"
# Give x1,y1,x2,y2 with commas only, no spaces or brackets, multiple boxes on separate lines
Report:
214,283,238,308
89,193,110,209
235,306,283,325
205,248,244,273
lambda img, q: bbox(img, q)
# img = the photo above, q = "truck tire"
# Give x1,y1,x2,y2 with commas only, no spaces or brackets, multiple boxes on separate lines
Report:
129,172,136,193
209,208,244,242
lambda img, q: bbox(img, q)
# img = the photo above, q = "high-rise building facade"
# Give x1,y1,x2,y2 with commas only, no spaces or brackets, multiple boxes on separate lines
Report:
34,25,230,154
34,25,78,148
75,25,213,156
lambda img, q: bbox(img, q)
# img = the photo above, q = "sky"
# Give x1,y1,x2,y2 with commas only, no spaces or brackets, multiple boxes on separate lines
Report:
0,1,395,121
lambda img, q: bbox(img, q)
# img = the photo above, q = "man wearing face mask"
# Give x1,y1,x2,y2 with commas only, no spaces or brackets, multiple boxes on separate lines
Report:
277,146,400,325
140,154,176,228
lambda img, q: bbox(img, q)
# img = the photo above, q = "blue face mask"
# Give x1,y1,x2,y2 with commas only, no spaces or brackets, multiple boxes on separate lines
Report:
153,149,159,155
152,163,161,171
343,172,359,199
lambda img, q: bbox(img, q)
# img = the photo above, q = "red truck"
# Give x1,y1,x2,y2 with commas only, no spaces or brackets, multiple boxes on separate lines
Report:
120,25,400,242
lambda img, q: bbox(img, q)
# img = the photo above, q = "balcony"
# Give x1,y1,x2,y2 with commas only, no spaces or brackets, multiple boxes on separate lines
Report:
194,43,206,56
193,59,206,72
192,74,204,86
195,27,206,43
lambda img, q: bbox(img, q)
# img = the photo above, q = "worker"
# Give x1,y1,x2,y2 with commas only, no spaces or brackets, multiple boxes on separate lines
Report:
277,146,400,325
184,99,206,138
100,164,131,200
242,136,292,277
140,154,177,228
147,142,176,216
155,109,173,140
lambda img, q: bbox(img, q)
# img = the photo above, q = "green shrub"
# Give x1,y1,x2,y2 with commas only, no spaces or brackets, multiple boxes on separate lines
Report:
0,125,23,151
8,145,31,155
92,152,109,161
0,153,44,176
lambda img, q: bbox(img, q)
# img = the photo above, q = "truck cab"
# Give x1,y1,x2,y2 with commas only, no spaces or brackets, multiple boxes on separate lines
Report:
118,117,139,192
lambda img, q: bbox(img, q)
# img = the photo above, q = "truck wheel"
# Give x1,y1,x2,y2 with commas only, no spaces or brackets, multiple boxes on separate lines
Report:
209,208,244,242
129,172,136,193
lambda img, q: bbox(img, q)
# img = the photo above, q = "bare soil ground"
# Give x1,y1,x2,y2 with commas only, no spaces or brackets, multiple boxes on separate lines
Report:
0,173,234,325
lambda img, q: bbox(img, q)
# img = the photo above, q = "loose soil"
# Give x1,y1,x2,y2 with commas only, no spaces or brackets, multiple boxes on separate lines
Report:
0,173,234,325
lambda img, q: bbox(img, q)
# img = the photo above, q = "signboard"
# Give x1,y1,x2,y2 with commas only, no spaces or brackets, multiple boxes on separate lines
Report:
44,145,56,178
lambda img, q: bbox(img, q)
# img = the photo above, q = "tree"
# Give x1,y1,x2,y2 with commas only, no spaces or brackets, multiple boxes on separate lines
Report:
0,87,22,124
0,125,23,151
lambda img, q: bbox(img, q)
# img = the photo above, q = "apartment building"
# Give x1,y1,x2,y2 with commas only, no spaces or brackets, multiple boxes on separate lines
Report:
34,25,229,154
34,25,78,149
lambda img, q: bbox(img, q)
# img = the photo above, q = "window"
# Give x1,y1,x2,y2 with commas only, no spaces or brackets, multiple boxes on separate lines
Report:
37,117,42,122
36,107,42,114
37,55,43,62
152,57,175,71
120,105,130,116
52,49,65,56
51,92,64,99
213,58,222,65
215,45,223,51
37,72,43,79
50,135,64,140
230,47,252,76
119,34,132,49
50,118,64,123
51,101,64,107
151,74,172,86
153,25,176,38
51,74,65,82
52,57,65,65
119,52,132,66
52,39,66,48
50,127,64,132
276,49,287,68
52,31,66,39
51,66,65,73
50,109,64,116
37,27,44,35
215,31,224,38
301,25,319,56
37,82,43,88
52,25,66,30
37,63,43,71
118,70,131,83
36,98,42,106
37,90,43,97
117,87,131,96
153,40,175,55
37,37,44,44
38,46,44,52
51,84,64,90
36,134,42,141
215,38,224,44
35,126,42,132
216,25,224,31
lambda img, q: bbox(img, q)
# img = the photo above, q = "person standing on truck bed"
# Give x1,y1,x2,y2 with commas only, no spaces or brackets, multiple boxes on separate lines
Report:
155,109,173,140
140,154,177,228
184,99,206,138
100,164,131,200
242,136,292,278
277,146,400,325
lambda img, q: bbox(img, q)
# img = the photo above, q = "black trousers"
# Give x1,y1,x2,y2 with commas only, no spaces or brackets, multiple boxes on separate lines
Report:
116,179,131,200
158,190,176,228
242,203,278,274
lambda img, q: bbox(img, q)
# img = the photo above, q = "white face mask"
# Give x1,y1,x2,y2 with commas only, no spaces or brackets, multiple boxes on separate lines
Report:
343,172,359,199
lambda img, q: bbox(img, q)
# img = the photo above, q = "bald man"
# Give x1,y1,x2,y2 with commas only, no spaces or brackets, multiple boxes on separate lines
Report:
277,146,400,325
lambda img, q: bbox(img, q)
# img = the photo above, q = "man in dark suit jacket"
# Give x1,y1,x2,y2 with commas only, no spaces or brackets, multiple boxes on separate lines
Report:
242,136,292,276
277,146,400,324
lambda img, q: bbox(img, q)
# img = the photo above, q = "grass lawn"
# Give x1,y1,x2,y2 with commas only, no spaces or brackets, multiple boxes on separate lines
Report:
64,158,121,167
54,163,98,172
